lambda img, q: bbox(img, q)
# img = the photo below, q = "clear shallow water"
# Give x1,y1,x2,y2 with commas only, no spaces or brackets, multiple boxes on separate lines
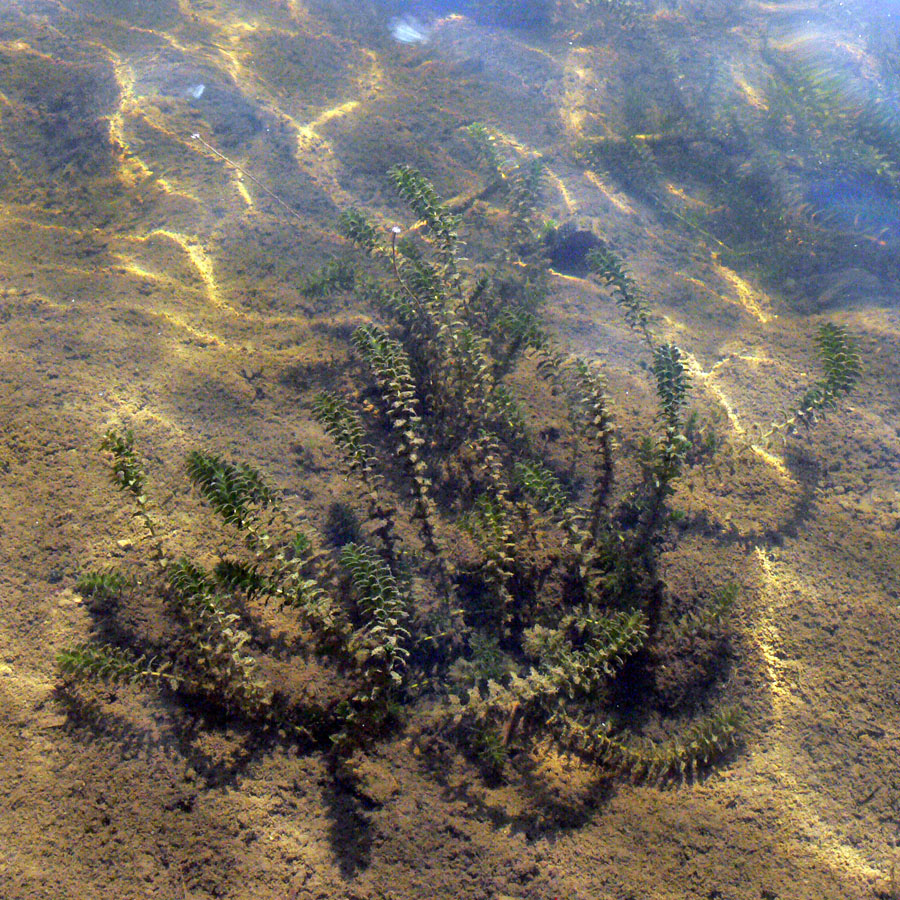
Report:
0,2,898,899
389,15,432,43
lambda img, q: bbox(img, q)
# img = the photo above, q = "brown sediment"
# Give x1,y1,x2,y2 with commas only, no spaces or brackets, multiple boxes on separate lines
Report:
0,1,898,899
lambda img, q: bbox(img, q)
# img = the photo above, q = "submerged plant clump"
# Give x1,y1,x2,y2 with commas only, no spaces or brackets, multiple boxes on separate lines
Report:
59,129,860,789
569,5,900,288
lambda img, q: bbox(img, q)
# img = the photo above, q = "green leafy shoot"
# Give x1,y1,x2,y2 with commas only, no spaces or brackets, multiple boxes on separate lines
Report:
760,322,861,445
186,451,275,529
75,569,130,602
99,428,155,536
58,643,179,689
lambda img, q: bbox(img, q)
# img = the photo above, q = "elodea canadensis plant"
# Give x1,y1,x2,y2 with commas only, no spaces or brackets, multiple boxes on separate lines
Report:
60,129,860,786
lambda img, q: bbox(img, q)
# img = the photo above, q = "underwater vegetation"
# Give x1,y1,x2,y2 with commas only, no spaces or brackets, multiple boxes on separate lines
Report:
571,6,900,294
58,128,860,790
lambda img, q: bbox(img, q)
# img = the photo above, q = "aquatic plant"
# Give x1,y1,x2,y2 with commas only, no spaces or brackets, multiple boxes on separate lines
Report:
99,428,155,537
300,257,355,299
59,135,860,795
577,0,645,31
75,569,130,603
757,322,861,446
572,30,900,283
586,244,653,347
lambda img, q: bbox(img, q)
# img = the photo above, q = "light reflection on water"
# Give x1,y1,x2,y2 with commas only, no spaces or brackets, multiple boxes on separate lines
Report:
389,15,431,43
0,1,898,894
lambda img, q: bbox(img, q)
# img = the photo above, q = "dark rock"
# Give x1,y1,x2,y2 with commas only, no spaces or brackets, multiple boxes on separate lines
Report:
544,222,604,274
